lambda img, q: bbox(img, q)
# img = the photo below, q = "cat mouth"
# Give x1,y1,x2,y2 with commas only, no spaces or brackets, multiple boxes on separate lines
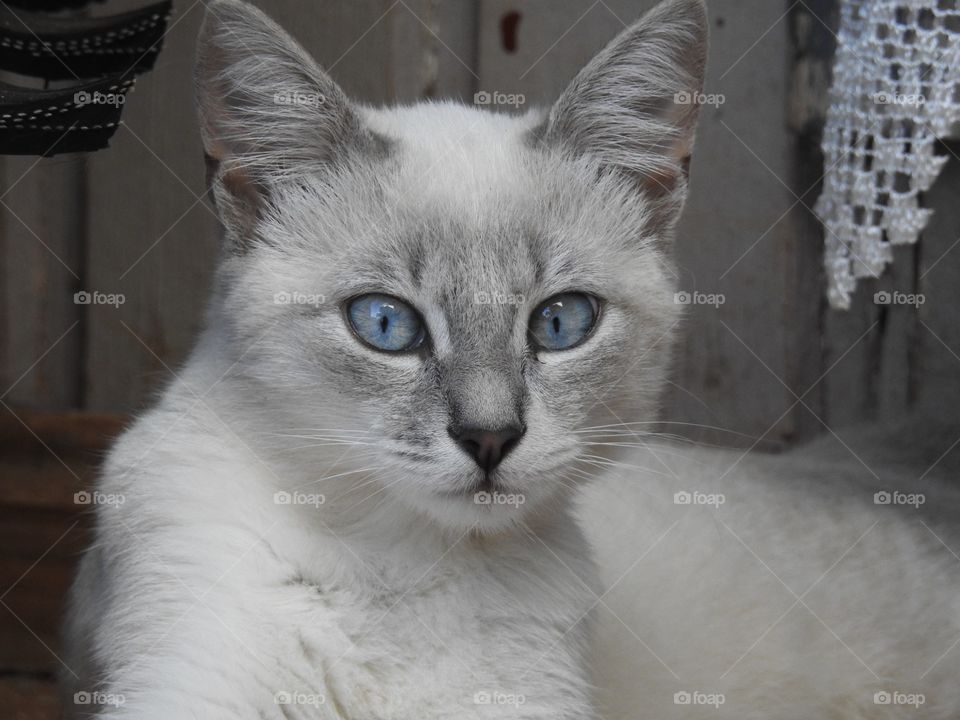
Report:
441,473,516,500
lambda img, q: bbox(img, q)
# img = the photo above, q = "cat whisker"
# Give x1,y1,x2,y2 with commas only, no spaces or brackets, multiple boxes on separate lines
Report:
578,439,690,453
270,433,377,442
341,471,411,512
269,427,375,434
574,420,760,441
327,472,388,504
574,454,676,478
576,435,731,457
549,470,582,494
282,440,379,451
292,465,385,491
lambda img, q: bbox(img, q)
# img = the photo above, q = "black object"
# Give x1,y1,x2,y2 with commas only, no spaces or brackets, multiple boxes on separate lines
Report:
0,0,172,80
0,74,134,155
5,1,106,10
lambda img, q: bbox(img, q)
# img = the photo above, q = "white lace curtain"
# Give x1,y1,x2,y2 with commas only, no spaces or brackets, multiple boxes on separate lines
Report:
814,0,960,309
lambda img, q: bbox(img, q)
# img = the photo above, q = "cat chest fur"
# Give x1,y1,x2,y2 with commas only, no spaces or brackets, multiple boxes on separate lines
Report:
262,531,600,719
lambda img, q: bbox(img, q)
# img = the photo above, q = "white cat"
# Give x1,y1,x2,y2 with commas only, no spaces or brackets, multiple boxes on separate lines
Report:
62,0,960,718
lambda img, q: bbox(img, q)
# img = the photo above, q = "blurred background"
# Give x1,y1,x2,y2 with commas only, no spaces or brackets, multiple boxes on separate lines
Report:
1,0,958,715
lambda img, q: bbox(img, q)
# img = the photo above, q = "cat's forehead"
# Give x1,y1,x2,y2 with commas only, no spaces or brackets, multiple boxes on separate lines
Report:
356,102,639,259
364,102,543,207
327,141,614,299
276,103,654,301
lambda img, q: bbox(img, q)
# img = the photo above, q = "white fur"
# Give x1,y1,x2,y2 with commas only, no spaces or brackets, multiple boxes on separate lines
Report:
581,424,960,719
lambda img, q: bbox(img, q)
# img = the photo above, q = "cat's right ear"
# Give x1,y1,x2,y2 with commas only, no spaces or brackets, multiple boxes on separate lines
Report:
195,0,385,249
535,0,708,239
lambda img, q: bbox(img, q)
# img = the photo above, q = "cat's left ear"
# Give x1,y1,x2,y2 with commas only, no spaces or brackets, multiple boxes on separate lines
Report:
195,0,386,248
538,0,708,226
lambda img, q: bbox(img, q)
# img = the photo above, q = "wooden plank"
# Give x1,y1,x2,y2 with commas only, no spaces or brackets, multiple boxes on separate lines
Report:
0,74,84,409
390,0,479,103
477,0,635,105
83,0,219,411
0,409,122,675
787,0,837,441
821,248,919,428
0,407,123,456
795,0,888,431
423,0,481,102
271,0,478,103
0,407,124,509
917,147,960,415
0,505,91,674
477,0,810,447
821,284,882,426
267,0,397,101
819,253,917,428
0,678,61,720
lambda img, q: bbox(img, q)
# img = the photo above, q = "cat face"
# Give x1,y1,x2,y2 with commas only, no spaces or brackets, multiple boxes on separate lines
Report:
196,0,707,533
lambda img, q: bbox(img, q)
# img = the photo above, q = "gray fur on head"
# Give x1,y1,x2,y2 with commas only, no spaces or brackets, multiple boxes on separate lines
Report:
194,0,708,534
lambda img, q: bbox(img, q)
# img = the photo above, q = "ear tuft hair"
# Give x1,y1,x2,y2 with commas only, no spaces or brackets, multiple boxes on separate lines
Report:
195,0,386,247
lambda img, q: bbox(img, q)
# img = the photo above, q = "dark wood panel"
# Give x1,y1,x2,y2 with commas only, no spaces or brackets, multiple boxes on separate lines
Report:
917,149,960,417
0,410,123,677
0,678,61,720
0,145,84,410
0,507,90,674
83,0,219,412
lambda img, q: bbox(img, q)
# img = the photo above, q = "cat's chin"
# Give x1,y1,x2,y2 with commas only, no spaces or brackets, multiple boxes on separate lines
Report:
396,478,571,536
417,493,532,534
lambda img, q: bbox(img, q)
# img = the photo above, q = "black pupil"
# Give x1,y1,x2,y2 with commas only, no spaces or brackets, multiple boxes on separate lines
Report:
379,314,390,334
551,316,561,333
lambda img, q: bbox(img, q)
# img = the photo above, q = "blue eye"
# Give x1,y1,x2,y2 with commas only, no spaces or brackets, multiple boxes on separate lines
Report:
529,293,600,351
346,294,425,352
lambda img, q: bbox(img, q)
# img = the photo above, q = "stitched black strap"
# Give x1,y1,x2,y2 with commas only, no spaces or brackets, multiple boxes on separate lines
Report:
0,0,172,80
0,74,134,155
